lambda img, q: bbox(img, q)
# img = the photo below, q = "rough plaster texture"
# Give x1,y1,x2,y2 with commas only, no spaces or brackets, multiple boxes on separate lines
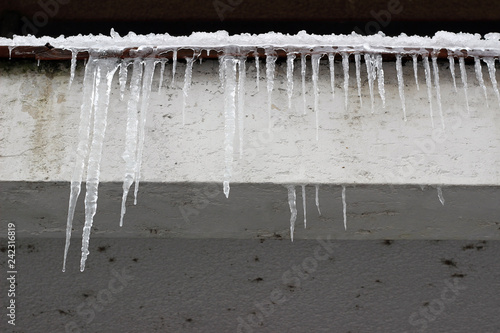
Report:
0,58,499,185
0,238,499,332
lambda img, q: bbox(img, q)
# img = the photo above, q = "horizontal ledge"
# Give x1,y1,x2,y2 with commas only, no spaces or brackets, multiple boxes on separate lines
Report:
0,45,493,61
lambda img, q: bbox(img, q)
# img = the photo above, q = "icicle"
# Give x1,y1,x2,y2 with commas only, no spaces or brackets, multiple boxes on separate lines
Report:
412,54,420,91
483,57,500,108
341,185,347,230
354,53,363,107
237,58,246,158
80,58,119,272
458,57,470,114
396,54,406,121
182,56,196,125
266,52,277,132
341,53,349,111
118,60,129,101
223,57,238,198
287,185,297,242
364,54,375,112
133,59,156,205
301,54,307,114
119,59,143,227
328,53,335,102
375,54,385,108
68,49,78,89
219,55,226,89
437,186,445,205
37,59,40,67
431,55,445,129
301,185,307,228
315,184,321,215
311,54,321,140
448,55,457,92
8,46,13,60
286,53,295,109
422,56,434,128
158,59,167,93
171,49,177,87
63,57,98,272
254,54,260,91
474,56,488,107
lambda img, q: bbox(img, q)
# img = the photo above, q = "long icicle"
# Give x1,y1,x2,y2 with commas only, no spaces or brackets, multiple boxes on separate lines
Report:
431,55,445,129
342,53,349,111
422,56,434,128
484,57,500,108
301,53,307,114
119,59,143,227
68,49,78,89
266,52,277,133
311,54,321,140
286,53,295,109
118,60,129,101
301,185,307,228
448,55,457,92
287,185,297,242
237,58,246,158
80,58,119,272
223,57,237,198
412,54,420,91
182,56,196,125
171,49,177,87
474,56,489,107
133,58,156,205
342,185,347,230
354,53,363,107
396,54,406,121
254,54,260,92
158,59,167,93
63,56,97,272
459,57,470,114
365,54,375,112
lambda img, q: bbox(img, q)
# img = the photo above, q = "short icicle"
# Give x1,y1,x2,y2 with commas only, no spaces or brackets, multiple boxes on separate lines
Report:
182,56,196,125
287,185,297,242
342,53,349,111
301,53,307,114
328,53,335,102
266,52,277,132
315,184,321,215
437,186,445,206
158,59,167,93
412,54,420,91
375,54,385,108
68,49,78,89
63,56,98,272
342,185,347,230
459,57,470,114
80,58,119,272
311,53,321,140
365,54,375,112
474,56,489,107
431,55,445,129
483,57,500,108
119,59,143,227
354,53,363,107
171,49,177,87
118,60,129,101
133,58,156,205
286,53,296,109
422,56,434,128
254,54,260,91
301,185,307,228
223,57,238,198
395,54,406,121
237,58,246,158
448,55,458,92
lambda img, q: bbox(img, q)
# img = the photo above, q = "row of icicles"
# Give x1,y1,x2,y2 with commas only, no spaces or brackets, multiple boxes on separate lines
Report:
61,48,491,271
